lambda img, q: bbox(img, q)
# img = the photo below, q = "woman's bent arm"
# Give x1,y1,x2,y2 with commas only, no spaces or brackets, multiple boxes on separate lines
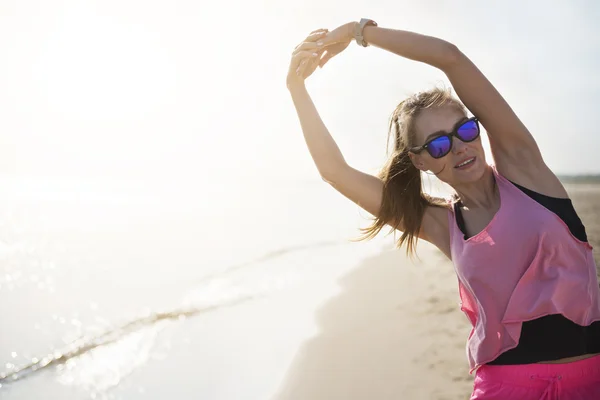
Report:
362,26,544,170
288,83,347,179
362,26,458,70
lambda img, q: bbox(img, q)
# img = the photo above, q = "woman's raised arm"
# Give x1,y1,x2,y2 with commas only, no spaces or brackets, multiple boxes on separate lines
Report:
361,25,544,170
318,23,545,173
286,29,349,179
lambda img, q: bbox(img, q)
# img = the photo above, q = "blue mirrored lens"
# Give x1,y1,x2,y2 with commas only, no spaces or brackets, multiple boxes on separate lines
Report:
457,120,479,141
428,136,451,158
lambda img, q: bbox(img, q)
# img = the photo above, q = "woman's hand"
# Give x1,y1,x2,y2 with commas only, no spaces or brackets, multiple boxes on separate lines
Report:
286,29,328,89
286,23,358,90
315,22,357,68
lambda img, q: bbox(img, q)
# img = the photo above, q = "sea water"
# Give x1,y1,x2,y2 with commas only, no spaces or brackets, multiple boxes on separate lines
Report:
2,172,445,399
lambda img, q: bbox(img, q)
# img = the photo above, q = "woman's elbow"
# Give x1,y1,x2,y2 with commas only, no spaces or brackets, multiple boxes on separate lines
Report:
437,42,464,70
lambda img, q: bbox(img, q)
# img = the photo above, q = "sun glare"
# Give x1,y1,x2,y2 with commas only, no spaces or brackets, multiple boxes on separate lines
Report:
33,11,177,122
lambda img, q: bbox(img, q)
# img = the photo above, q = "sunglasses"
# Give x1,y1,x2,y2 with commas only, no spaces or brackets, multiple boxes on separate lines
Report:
409,117,480,159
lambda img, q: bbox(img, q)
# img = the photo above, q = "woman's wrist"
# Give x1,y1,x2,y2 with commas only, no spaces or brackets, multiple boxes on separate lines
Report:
346,21,359,43
287,79,307,93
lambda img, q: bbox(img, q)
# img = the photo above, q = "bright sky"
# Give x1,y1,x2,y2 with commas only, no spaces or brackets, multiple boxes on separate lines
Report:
1,0,599,185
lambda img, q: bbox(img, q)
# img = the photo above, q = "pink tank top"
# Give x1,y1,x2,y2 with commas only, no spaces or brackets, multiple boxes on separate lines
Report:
447,164,600,374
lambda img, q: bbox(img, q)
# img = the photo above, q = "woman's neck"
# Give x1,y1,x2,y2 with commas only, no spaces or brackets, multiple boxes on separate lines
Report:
453,167,498,209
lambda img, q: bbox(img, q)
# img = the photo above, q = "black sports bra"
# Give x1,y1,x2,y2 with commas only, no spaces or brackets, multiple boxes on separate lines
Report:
454,179,600,365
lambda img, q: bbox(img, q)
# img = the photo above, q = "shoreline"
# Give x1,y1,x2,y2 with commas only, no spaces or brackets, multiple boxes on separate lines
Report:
274,241,474,400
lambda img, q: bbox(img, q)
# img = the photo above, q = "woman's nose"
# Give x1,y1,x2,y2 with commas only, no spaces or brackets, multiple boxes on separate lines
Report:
452,138,468,154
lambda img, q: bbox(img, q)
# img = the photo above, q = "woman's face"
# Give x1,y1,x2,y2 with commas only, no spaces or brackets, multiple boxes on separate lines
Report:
408,106,486,185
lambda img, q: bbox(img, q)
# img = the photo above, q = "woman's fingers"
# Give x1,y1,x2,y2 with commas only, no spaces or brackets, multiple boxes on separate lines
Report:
297,59,309,76
318,50,330,68
292,41,321,54
292,50,320,72
294,47,328,77
315,41,350,68
292,50,320,64
294,31,327,52
308,28,328,38
288,29,332,80
296,30,327,48
297,57,316,78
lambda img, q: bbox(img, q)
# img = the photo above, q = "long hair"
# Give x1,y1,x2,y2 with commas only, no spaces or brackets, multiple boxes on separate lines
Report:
352,87,466,258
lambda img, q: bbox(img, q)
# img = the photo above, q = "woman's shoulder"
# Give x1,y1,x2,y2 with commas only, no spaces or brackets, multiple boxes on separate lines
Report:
425,194,455,211
492,160,569,198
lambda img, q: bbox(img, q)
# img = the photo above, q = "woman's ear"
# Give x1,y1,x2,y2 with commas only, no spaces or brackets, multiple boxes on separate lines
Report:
408,153,427,172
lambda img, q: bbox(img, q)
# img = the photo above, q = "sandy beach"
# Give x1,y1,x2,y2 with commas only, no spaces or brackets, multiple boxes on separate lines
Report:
274,240,474,400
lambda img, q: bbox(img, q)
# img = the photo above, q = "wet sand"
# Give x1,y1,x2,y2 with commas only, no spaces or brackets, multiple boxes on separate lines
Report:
274,241,474,400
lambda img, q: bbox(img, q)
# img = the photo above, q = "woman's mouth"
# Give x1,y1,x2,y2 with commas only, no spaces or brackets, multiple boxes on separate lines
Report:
455,157,476,169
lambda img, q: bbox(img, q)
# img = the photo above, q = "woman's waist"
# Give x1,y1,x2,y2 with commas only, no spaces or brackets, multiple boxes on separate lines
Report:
536,352,600,364
486,314,600,365
476,353,600,388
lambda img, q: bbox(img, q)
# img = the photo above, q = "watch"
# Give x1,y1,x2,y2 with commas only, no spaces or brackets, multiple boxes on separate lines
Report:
354,18,378,47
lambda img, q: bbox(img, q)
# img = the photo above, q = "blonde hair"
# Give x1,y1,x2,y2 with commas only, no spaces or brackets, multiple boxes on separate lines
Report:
353,87,466,258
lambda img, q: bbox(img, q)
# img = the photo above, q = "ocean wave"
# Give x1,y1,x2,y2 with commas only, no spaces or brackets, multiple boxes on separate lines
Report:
0,294,258,388
0,239,350,390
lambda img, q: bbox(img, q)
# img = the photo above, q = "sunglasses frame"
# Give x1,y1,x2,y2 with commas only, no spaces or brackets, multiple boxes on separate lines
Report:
409,117,480,159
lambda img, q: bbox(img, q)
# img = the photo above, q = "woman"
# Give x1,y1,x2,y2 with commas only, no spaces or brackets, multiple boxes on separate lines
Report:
286,22,600,399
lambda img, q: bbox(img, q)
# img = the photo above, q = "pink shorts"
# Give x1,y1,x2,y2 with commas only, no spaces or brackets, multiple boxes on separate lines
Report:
471,354,600,399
